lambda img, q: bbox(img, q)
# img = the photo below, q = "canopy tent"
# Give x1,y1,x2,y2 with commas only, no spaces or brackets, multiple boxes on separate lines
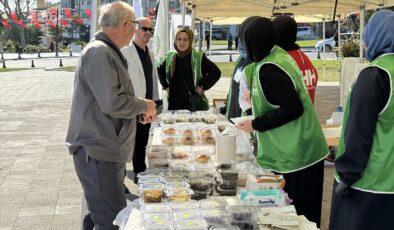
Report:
193,0,394,18
208,14,330,25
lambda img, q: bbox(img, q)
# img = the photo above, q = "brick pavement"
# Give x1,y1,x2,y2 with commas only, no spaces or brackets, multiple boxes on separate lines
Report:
0,64,337,229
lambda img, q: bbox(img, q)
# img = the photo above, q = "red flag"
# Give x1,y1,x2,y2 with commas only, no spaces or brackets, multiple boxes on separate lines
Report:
64,8,72,18
85,9,91,17
46,19,56,28
49,8,58,18
15,20,27,28
74,17,84,25
59,19,69,27
31,11,37,20
0,19,12,29
10,12,18,21
33,21,41,30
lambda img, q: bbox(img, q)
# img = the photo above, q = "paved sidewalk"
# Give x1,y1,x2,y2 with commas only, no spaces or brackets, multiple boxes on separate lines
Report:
0,66,336,229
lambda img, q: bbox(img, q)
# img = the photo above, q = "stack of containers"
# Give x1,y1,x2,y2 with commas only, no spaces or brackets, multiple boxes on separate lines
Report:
217,168,239,196
228,205,259,230
199,199,231,226
141,203,173,230
138,175,164,204
147,146,169,169
171,200,208,230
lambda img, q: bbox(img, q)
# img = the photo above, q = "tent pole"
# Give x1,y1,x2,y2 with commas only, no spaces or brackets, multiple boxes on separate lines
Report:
322,18,326,81
202,20,206,51
359,5,365,62
181,0,186,26
209,20,213,57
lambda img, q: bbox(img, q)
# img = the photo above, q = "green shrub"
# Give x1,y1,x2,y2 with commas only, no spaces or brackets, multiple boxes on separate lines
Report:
341,38,360,57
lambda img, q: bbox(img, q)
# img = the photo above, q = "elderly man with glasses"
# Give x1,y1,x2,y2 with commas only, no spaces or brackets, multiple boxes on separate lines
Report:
121,17,161,185
66,2,156,229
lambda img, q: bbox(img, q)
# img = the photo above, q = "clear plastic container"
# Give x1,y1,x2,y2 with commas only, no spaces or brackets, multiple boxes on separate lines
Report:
162,126,178,135
188,176,211,191
180,136,196,145
170,162,193,174
202,209,231,225
138,175,163,184
189,114,203,122
199,199,228,210
138,183,164,203
175,113,190,123
191,189,211,200
203,114,217,124
208,225,240,230
172,209,201,220
166,188,193,202
149,159,170,168
218,180,237,190
159,113,175,124
216,187,237,196
228,205,259,221
165,181,190,190
171,151,190,160
230,220,258,230
193,152,212,164
171,200,200,211
181,128,195,137
175,217,209,230
142,212,170,221
142,203,170,213
144,219,174,230
162,136,178,146
218,169,239,181
199,128,214,138
164,176,185,183
147,147,168,160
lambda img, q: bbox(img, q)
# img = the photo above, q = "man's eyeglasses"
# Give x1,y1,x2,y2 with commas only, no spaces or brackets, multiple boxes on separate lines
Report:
139,27,154,33
125,19,137,26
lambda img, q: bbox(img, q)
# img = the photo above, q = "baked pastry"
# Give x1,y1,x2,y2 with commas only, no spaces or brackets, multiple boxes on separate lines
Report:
181,136,194,145
202,136,216,145
163,127,176,135
163,137,176,145
183,129,193,137
201,129,212,137
195,154,210,163
171,151,189,159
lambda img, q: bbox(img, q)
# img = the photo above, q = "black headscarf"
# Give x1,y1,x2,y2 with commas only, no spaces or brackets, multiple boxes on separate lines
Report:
272,15,300,51
242,16,277,62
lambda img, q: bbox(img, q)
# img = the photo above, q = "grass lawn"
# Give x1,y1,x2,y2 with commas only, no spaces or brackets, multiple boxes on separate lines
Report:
216,60,340,82
0,68,29,72
297,40,319,48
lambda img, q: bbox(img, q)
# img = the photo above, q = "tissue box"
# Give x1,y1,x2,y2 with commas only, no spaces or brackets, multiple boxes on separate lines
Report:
246,174,285,190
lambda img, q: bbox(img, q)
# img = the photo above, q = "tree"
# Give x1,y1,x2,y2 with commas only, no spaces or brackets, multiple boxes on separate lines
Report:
0,0,36,47
48,25,65,49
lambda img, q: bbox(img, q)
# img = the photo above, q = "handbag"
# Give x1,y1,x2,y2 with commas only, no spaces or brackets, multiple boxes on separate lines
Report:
182,77,207,112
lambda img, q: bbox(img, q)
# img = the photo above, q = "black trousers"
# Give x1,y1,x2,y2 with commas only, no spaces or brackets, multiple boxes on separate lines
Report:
73,148,126,230
132,122,151,178
282,160,324,228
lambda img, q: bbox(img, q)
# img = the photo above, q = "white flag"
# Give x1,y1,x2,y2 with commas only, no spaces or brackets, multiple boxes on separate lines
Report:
132,0,143,18
151,0,170,111
152,0,169,67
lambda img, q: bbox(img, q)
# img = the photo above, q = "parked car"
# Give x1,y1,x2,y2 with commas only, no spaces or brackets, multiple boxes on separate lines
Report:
315,32,359,51
205,30,225,40
297,26,315,40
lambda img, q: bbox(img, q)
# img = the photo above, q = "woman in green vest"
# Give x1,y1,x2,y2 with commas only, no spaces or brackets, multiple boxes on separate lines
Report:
157,27,221,111
329,10,394,230
236,16,328,227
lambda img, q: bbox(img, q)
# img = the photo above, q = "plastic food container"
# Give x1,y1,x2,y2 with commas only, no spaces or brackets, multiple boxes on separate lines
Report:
208,225,241,230
138,183,164,203
199,199,228,210
171,200,200,211
161,136,178,146
216,187,237,196
144,219,174,230
165,181,190,190
172,209,201,220
201,209,231,225
193,152,212,164
166,188,193,202
142,212,169,221
203,114,217,124
180,136,196,145
188,176,211,190
147,147,168,160
138,175,163,184
149,159,170,168
164,176,185,183
228,205,259,221
191,189,211,200
218,169,239,181
175,114,190,123
189,114,203,122
142,203,170,213
218,180,237,190
175,217,209,230
170,162,193,174
230,220,258,230
171,151,190,160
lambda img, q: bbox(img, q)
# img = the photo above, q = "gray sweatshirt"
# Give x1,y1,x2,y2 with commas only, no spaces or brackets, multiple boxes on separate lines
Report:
66,32,147,163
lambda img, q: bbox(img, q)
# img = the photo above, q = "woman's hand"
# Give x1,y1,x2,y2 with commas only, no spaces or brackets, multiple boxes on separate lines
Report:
195,86,204,95
244,89,251,104
235,120,254,132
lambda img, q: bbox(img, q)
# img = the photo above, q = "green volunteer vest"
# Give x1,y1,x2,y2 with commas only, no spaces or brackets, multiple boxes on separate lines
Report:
335,53,394,193
251,46,328,173
225,56,242,117
165,49,209,110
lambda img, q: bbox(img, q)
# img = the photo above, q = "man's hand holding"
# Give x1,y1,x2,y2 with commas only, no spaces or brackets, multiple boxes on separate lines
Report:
144,99,156,117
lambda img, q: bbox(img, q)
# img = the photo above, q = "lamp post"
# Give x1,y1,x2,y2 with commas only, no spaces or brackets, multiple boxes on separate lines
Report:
55,7,59,57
